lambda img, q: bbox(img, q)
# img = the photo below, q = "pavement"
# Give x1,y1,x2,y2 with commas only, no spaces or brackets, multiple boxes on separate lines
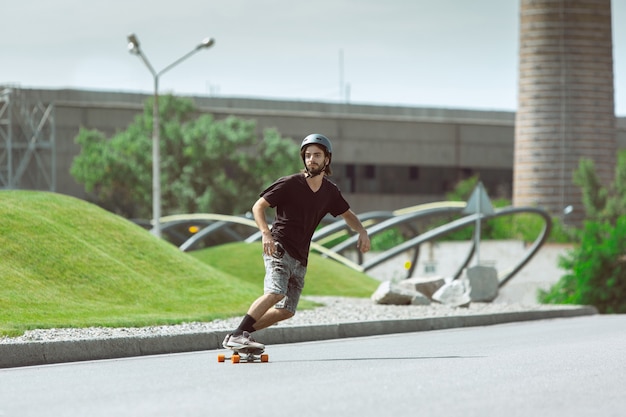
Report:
0,304,597,369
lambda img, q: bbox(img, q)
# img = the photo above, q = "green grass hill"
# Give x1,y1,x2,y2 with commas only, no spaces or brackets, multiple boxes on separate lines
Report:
190,243,379,298
0,191,378,337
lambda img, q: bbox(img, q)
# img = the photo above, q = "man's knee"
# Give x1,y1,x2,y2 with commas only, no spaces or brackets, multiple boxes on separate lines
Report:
279,309,295,320
265,292,285,304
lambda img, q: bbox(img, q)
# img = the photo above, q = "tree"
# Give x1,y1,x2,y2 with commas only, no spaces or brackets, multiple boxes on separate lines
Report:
539,150,626,312
71,95,300,218
573,149,626,224
539,217,626,313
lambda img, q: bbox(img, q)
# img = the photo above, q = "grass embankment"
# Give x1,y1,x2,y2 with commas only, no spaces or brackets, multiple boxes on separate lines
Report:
0,191,378,337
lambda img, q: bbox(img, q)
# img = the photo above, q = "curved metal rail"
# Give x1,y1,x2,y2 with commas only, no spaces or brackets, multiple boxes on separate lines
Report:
158,203,552,288
360,206,551,287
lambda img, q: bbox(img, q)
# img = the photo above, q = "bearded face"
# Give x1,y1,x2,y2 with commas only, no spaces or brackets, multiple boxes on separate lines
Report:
303,144,329,177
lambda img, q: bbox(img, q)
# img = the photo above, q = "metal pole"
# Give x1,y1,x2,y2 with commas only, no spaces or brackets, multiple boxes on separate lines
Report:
152,76,161,238
127,34,214,239
475,189,481,266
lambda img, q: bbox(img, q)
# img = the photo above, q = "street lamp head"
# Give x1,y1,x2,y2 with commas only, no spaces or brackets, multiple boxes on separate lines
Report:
198,37,215,50
127,33,141,55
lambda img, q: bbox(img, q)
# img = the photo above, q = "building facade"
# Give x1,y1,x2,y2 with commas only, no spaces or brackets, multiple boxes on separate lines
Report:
1,87,625,216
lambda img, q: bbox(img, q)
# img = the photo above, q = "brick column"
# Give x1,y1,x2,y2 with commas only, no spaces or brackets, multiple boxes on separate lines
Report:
514,0,617,224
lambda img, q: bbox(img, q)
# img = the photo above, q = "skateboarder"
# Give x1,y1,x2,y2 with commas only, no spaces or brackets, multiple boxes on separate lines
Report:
223,133,371,351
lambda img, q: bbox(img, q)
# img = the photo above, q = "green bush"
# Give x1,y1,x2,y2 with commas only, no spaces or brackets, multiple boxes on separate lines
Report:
540,152,626,312
442,175,573,243
539,216,626,313
370,227,405,251
431,204,571,244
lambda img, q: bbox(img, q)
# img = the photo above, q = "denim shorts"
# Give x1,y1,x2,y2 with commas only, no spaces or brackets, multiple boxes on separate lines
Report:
262,245,307,314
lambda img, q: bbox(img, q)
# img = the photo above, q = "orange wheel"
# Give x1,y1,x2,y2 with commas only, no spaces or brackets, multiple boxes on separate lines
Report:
260,354,269,363
231,354,240,364
217,353,226,363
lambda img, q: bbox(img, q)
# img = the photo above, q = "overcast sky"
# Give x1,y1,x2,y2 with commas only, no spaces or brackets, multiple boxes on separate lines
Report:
2,0,625,115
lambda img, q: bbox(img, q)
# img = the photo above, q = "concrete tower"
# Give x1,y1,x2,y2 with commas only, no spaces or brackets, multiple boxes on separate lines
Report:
514,0,617,224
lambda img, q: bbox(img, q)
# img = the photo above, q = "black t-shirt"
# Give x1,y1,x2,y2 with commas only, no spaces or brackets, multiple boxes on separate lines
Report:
260,173,350,266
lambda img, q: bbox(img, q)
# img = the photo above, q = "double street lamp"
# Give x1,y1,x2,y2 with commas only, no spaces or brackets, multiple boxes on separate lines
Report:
127,33,215,238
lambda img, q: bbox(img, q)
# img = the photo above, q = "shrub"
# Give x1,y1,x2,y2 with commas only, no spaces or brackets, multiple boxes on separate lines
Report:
539,216,626,313
370,227,405,251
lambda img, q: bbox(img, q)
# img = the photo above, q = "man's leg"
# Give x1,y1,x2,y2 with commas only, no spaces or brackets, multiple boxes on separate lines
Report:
232,292,284,336
253,259,305,331
252,255,306,331
247,293,285,321
224,295,293,349
225,250,302,348
253,307,294,331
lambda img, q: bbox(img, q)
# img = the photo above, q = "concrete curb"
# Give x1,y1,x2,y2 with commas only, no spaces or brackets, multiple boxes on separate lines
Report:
0,306,597,369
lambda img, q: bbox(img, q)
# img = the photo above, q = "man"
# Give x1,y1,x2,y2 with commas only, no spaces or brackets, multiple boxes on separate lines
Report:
223,133,371,350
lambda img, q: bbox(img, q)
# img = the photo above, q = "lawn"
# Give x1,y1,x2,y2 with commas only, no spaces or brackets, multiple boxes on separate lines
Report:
0,191,378,336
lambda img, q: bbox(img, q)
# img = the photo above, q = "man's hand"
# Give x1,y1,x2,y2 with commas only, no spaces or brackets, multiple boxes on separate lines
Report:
356,230,371,253
340,209,371,254
253,197,276,256
261,230,276,257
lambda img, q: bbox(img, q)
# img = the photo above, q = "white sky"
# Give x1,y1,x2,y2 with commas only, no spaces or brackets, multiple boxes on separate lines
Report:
2,0,625,115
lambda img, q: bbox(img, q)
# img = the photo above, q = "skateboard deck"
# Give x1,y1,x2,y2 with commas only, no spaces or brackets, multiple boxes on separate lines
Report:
217,346,269,363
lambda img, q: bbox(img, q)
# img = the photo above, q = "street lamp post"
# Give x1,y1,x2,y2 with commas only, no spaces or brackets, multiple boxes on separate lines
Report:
127,33,215,238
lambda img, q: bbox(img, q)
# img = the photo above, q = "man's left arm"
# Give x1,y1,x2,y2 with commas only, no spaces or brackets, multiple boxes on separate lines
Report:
340,209,371,253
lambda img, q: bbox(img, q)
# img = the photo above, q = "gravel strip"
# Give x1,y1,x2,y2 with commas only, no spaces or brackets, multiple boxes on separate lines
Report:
0,297,577,345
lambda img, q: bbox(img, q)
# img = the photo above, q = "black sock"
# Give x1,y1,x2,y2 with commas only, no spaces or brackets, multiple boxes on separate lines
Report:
233,314,256,336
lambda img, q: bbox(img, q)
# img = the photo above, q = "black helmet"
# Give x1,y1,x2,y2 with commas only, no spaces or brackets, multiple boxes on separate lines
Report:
300,134,332,155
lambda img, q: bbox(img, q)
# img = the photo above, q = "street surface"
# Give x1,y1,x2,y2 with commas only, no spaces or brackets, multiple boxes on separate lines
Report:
1,315,624,417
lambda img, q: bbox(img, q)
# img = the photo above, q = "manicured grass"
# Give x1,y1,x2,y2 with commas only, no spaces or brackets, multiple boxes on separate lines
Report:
0,191,378,337
191,242,380,298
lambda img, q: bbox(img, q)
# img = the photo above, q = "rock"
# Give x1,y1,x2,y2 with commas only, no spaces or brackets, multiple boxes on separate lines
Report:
371,281,431,306
432,279,471,307
398,276,446,299
466,265,499,302
410,292,431,306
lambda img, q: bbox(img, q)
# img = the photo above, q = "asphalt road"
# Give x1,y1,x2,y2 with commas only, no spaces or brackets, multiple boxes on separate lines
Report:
1,315,624,417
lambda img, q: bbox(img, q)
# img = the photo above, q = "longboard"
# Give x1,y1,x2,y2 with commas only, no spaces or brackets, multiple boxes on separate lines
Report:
217,346,269,363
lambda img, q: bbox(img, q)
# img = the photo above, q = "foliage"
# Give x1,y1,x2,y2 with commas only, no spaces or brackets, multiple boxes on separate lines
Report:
541,149,626,312
483,211,572,244
370,227,405,251
444,175,480,202
440,175,570,243
573,150,626,224
316,226,405,253
71,95,300,218
539,217,626,313
573,157,608,221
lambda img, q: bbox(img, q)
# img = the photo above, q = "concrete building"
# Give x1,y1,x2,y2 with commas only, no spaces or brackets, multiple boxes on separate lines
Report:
1,87,625,216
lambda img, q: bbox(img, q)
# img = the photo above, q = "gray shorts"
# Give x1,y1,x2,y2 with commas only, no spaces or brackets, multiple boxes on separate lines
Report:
262,246,307,314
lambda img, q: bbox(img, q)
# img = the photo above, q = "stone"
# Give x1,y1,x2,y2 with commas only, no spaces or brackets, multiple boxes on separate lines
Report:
410,292,431,306
432,279,471,308
398,276,446,299
371,281,431,306
466,265,499,302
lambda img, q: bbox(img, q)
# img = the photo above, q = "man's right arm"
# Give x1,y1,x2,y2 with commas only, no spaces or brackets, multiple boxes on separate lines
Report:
252,197,276,256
